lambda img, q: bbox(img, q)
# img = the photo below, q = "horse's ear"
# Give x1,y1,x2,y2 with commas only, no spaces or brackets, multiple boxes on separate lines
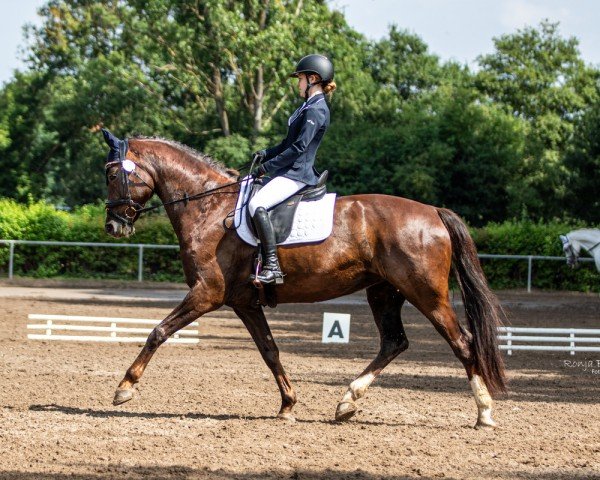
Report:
101,128,120,150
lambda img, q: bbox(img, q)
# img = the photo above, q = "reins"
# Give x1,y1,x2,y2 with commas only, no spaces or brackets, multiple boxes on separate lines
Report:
587,241,600,252
136,178,244,215
134,152,261,215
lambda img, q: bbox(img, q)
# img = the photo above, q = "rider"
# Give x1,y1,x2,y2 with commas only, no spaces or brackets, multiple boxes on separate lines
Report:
249,54,336,284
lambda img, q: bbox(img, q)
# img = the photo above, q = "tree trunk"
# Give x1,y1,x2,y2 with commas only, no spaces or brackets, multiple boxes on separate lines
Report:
212,66,230,137
253,66,264,136
251,1,268,138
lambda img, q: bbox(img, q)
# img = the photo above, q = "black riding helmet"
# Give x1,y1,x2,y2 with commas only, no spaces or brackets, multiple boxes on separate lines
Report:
290,54,334,99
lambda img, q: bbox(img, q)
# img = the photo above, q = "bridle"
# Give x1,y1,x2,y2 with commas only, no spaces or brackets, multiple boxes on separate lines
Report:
105,139,155,227
561,233,600,268
104,137,253,229
560,234,578,266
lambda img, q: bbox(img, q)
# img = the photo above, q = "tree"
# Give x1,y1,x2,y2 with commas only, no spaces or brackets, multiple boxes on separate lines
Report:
368,25,441,101
564,96,600,222
7,0,371,205
475,21,599,219
321,83,526,226
0,71,55,201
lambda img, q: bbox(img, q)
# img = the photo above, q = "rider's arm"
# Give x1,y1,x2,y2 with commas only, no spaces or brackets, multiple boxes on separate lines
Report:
261,107,326,173
264,142,286,161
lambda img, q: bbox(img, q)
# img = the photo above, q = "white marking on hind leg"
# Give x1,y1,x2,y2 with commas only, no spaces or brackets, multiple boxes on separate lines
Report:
470,374,496,428
341,373,375,403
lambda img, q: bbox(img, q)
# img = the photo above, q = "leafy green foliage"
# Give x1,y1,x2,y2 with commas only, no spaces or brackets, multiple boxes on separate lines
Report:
0,199,182,281
564,94,600,221
322,83,526,225
472,220,598,292
0,6,598,226
475,21,600,219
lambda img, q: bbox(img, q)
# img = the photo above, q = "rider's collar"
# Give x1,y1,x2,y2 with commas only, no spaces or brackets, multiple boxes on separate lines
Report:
307,91,324,103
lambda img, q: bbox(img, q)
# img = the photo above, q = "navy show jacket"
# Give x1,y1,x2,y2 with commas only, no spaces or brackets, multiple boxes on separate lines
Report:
262,93,330,186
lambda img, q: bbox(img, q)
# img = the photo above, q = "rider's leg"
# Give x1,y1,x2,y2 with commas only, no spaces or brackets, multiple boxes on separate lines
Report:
252,206,285,284
248,176,306,217
248,176,305,284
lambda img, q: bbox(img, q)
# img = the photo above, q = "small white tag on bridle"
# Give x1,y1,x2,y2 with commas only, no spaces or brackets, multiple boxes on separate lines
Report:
122,159,136,173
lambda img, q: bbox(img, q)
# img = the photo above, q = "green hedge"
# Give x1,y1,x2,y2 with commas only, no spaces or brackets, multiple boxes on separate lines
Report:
0,199,597,290
0,199,183,282
472,220,598,292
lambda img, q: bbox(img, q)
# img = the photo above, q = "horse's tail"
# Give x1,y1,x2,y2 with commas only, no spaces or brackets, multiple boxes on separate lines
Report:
436,207,507,394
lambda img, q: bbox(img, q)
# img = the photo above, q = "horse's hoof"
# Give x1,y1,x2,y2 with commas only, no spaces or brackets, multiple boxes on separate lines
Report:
474,419,497,430
277,412,296,423
335,401,357,422
113,388,134,406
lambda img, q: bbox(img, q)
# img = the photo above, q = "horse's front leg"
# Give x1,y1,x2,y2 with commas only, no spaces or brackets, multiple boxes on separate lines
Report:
233,306,297,421
113,288,218,405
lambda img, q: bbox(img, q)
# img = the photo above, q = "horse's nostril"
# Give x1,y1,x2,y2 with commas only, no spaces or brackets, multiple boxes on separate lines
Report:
105,223,113,234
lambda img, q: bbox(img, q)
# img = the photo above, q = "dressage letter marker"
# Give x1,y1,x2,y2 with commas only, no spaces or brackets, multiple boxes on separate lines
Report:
322,313,351,343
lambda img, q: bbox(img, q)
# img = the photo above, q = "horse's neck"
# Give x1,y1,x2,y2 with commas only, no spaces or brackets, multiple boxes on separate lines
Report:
571,230,600,250
137,141,236,239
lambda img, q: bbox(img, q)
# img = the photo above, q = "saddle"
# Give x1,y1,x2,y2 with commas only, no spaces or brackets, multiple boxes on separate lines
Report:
246,171,329,244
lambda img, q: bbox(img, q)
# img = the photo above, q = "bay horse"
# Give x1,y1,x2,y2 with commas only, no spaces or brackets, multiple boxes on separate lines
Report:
103,133,507,428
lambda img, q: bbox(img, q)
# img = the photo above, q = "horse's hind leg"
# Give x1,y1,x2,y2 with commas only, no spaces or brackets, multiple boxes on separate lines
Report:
335,282,408,421
233,305,297,421
113,288,215,405
406,285,496,429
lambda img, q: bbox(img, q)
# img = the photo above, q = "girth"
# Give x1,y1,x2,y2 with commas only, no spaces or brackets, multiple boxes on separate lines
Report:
246,171,328,244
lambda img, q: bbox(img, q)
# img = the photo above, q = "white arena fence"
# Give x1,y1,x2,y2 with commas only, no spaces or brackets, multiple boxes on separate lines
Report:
27,314,199,344
0,239,178,283
1,239,594,290
498,327,600,356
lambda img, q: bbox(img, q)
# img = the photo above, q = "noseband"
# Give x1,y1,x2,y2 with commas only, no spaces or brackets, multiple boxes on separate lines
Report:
105,139,154,227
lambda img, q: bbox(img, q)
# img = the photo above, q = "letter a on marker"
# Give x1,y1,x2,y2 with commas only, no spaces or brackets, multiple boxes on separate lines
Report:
328,320,344,339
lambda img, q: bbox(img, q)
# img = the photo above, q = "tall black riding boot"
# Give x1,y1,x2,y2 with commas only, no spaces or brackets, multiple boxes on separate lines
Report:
252,207,285,284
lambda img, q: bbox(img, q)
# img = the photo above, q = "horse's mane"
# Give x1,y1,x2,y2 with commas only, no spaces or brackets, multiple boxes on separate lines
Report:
131,135,236,177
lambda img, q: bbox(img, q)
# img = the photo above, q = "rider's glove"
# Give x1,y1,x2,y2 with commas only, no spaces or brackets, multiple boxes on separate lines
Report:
254,164,267,177
253,150,267,164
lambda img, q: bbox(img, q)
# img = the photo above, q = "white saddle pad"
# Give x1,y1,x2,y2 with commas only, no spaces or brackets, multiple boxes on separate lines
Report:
234,176,337,246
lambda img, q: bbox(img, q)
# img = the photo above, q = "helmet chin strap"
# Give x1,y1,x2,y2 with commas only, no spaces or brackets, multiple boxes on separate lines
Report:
304,75,321,100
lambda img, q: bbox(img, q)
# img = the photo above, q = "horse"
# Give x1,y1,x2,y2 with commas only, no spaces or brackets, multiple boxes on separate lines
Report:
102,131,507,428
560,229,600,272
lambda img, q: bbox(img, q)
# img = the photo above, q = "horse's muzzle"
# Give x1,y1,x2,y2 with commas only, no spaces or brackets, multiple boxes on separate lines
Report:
105,220,134,238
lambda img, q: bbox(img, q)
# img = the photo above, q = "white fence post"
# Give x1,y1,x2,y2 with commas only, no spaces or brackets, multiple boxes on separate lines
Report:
507,330,512,356
570,331,575,356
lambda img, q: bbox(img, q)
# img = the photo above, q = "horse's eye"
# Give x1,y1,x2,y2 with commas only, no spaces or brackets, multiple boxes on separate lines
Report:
109,174,117,181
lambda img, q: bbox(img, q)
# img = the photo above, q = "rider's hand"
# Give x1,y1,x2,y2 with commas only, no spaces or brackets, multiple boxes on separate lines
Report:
254,164,267,178
253,150,267,164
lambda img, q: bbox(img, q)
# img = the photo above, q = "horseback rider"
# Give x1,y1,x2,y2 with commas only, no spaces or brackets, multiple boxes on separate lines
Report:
249,54,337,284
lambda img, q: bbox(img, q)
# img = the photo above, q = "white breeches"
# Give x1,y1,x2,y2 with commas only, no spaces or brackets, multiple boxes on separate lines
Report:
248,176,306,217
